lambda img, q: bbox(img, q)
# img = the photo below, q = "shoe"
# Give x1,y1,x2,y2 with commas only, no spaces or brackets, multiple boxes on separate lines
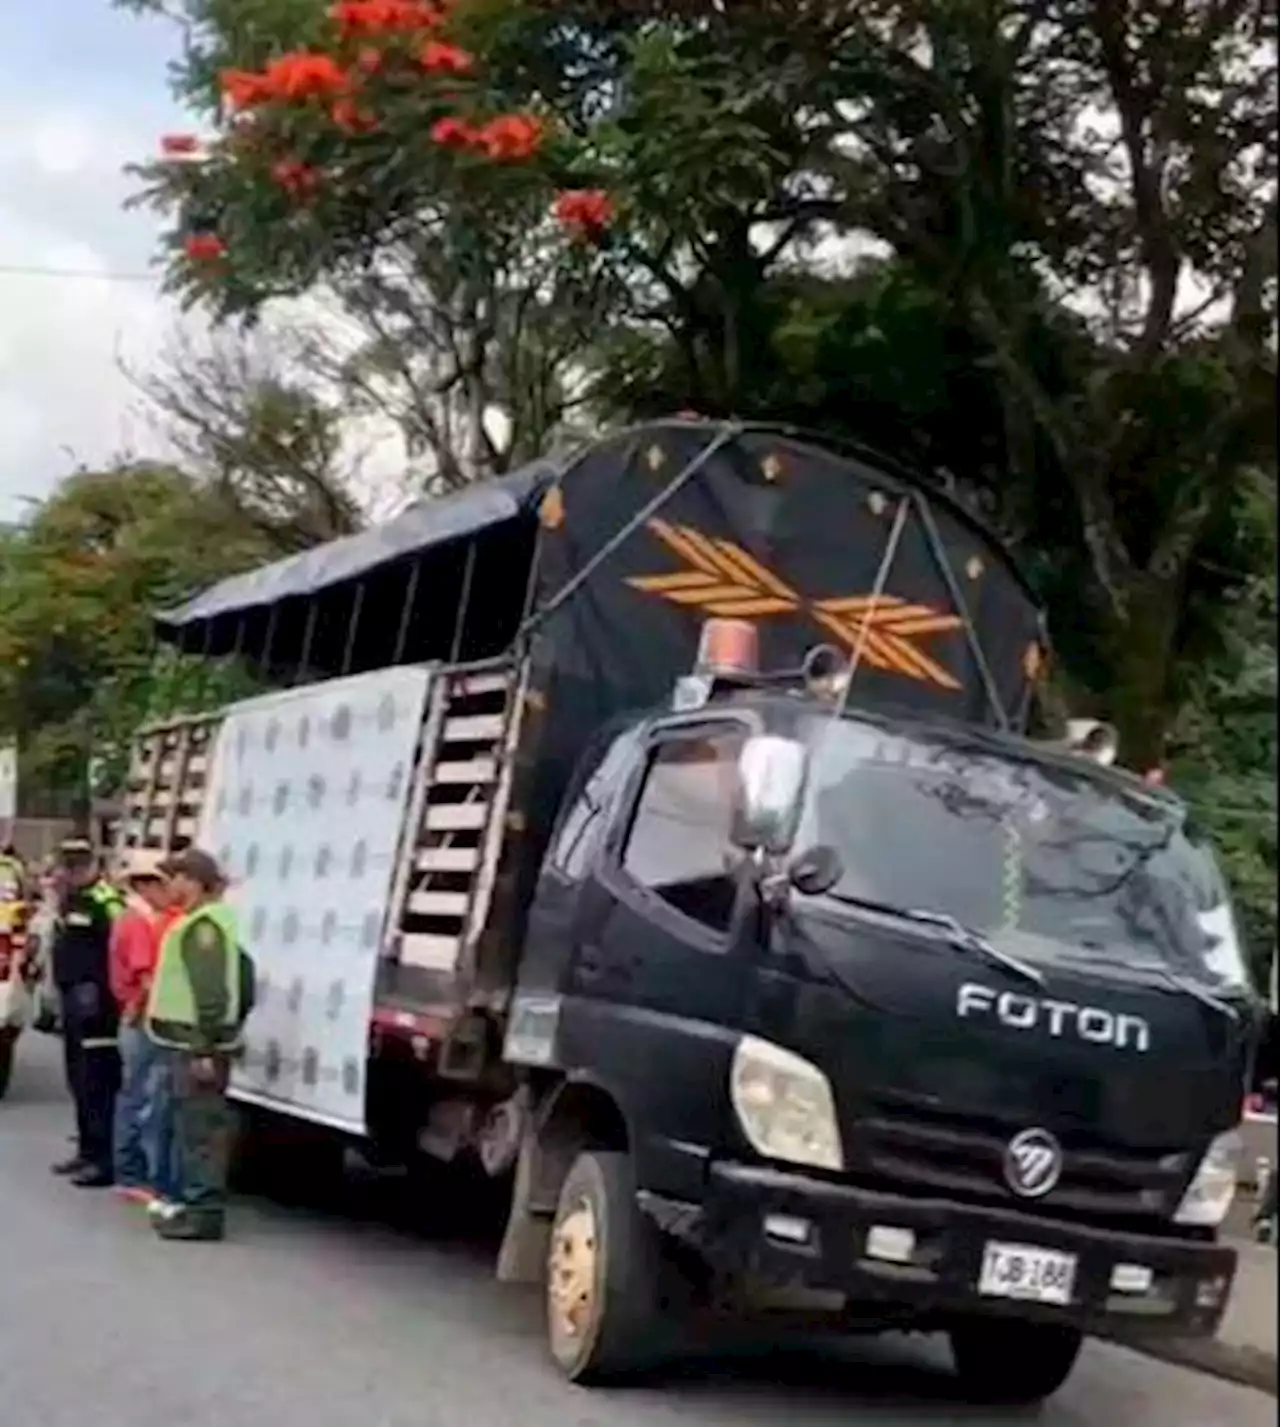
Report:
153,1209,224,1242
70,1165,115,1189
51,1155,89,1177
148,1197,180,1219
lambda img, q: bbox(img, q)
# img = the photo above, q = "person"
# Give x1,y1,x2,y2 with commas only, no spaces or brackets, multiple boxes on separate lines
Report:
109,849,180,1207
145,848,244,1241
49,838,124,1188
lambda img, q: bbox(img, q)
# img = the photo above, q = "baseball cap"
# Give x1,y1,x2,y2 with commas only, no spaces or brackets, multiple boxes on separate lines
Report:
58,837,96,869
120,848,170,883
158,847,226,891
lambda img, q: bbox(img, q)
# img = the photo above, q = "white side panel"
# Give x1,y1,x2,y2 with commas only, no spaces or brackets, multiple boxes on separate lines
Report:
198,667,434,1135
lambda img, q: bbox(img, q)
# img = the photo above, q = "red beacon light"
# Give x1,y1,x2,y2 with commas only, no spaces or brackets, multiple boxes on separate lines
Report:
695,618,760,680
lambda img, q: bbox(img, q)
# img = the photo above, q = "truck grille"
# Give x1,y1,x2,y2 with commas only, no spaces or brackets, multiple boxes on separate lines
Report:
855,1103,1192,1228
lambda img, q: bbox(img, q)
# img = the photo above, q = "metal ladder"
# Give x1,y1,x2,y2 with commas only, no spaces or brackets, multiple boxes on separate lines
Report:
392,666,524,980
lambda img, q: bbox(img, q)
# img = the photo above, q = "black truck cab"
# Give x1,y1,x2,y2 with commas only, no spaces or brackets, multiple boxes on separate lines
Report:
506,674,1254,1401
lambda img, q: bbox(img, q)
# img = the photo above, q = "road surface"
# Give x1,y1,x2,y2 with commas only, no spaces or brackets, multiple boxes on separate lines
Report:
1,1034,1272,1427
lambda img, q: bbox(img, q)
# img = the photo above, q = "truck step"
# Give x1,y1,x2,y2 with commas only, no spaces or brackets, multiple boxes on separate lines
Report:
407,889,470,918
415,846,481,873
424,802,488,832
430,757,498,786
442,713,505,743
449,671,513,698
399,933,460,971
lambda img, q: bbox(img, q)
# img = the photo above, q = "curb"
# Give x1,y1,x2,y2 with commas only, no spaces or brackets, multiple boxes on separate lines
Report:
1114,1334,1277,1397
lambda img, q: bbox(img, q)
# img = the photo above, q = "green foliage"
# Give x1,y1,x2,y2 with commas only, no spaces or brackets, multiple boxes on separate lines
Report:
0,464,277,813
116,0,1275,940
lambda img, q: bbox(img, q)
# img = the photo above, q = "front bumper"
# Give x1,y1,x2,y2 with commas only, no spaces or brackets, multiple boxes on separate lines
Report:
686,1163,1237,1338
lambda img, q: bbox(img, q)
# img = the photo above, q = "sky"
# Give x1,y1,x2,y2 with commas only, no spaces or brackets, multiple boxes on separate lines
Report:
0,0,195,520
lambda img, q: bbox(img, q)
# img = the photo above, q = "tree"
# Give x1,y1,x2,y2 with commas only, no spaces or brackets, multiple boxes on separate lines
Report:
120,0,624,485
129,330,373,548
120,0,1276,770
0,464,277,814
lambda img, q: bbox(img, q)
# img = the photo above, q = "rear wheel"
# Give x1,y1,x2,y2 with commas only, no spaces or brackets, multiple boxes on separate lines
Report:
545,1150,683,1384
949,1319,1084,1404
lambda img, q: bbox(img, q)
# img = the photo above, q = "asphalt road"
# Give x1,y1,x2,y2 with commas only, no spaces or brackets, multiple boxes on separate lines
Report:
1,1034,1272,1427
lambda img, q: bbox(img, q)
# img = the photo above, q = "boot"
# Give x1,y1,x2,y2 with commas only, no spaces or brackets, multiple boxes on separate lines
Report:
153,1207,225,1242
51,1154,89,1177
70,1164,115,1189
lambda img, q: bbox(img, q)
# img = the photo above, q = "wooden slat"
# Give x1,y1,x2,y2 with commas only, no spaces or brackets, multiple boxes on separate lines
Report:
408,889,470,918
430,757,497,786
399,933,460,971
442,713,505,743
450,671,514,698
175,817,197,838
415,846,481,873
425,802,488,832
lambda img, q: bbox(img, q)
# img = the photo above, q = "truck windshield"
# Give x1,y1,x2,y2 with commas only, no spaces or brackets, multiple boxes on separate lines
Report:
795,719,1250,990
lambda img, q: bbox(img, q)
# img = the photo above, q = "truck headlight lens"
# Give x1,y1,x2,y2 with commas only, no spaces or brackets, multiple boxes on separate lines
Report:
730,1035,844,1171
1174,1130,1242,1227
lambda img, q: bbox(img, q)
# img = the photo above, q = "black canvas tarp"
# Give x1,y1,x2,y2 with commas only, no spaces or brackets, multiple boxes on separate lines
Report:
154,421,1044,726
534,424,1043,731
154,459,556,633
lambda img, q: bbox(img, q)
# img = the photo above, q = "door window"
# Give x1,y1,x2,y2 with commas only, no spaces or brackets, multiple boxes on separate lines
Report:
547,728,642,881
621,727,746,933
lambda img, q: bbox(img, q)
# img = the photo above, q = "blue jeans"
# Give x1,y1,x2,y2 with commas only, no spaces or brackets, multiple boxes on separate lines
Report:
114,1024,180,1199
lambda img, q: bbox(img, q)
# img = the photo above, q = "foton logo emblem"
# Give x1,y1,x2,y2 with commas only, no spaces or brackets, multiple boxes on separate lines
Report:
957,982,1151,1053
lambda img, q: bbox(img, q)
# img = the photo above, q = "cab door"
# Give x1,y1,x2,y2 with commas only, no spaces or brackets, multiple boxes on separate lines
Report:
557,716,758,1199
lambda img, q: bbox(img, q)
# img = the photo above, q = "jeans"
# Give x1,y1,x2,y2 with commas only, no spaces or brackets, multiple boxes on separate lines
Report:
114,1024,180,1198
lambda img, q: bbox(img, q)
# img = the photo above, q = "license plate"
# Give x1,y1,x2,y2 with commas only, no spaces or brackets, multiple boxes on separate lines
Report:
978,1242,1077,1306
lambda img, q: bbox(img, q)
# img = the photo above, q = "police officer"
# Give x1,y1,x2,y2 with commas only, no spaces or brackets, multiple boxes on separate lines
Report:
50,839,124,1187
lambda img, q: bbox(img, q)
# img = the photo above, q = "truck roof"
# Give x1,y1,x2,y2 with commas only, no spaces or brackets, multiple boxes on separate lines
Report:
156,420,1037,632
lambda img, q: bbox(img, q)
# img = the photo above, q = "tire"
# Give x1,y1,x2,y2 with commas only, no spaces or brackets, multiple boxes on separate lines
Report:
949,1318,1084,1405
545,1150,683,1384
0,1032,14,1101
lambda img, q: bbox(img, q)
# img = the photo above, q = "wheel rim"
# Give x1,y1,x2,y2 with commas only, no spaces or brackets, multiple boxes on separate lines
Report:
548,1195,599,1354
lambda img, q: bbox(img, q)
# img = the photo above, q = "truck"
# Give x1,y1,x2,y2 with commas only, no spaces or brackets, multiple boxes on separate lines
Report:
116,418,1261,1403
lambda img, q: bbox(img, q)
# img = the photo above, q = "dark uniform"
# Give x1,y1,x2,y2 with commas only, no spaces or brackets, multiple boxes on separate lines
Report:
50,841,124,1187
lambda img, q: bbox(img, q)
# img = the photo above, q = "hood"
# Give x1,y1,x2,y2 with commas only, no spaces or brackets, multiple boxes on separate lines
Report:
748,903,1250,1225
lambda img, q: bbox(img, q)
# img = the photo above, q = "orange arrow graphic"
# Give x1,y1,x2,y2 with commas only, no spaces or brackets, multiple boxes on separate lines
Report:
628,520,964,691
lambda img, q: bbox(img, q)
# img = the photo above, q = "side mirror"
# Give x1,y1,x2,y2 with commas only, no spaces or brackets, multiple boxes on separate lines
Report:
789,844,843,897
734,735,808,854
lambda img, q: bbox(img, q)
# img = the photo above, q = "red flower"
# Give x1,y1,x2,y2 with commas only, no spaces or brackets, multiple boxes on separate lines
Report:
183,232,226,262
332,96,378,133
356,46,383,74
159,133,200,156
330,0,441,37
554,188,615,239
419,40,473,75
430,115,477,148
271,158,322,198
220,68,273,110
263,52,351,102
474,113,544,162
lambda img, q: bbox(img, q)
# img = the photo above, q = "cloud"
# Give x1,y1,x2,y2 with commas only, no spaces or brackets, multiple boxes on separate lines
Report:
0,101,193,519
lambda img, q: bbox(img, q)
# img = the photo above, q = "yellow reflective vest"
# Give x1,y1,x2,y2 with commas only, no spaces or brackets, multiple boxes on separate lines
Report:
145,900,242,1053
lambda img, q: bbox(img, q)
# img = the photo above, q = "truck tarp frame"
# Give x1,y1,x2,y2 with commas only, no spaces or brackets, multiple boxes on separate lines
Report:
153,420,1046,727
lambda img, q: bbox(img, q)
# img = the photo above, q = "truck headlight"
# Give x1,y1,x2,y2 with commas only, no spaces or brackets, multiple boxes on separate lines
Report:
1174,1130,1242,1227
730,1035,844,1172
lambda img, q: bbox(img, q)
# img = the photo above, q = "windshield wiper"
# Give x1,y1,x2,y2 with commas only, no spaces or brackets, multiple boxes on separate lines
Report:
822,892,1045,988
1147,964,1241,1023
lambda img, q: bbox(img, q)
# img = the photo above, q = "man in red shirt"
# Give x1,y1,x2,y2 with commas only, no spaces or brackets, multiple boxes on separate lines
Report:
110,850,178,1204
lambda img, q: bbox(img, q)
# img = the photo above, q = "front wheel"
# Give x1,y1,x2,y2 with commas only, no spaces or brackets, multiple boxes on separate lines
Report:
949,1318,1084,1404
545,1150,683,1384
